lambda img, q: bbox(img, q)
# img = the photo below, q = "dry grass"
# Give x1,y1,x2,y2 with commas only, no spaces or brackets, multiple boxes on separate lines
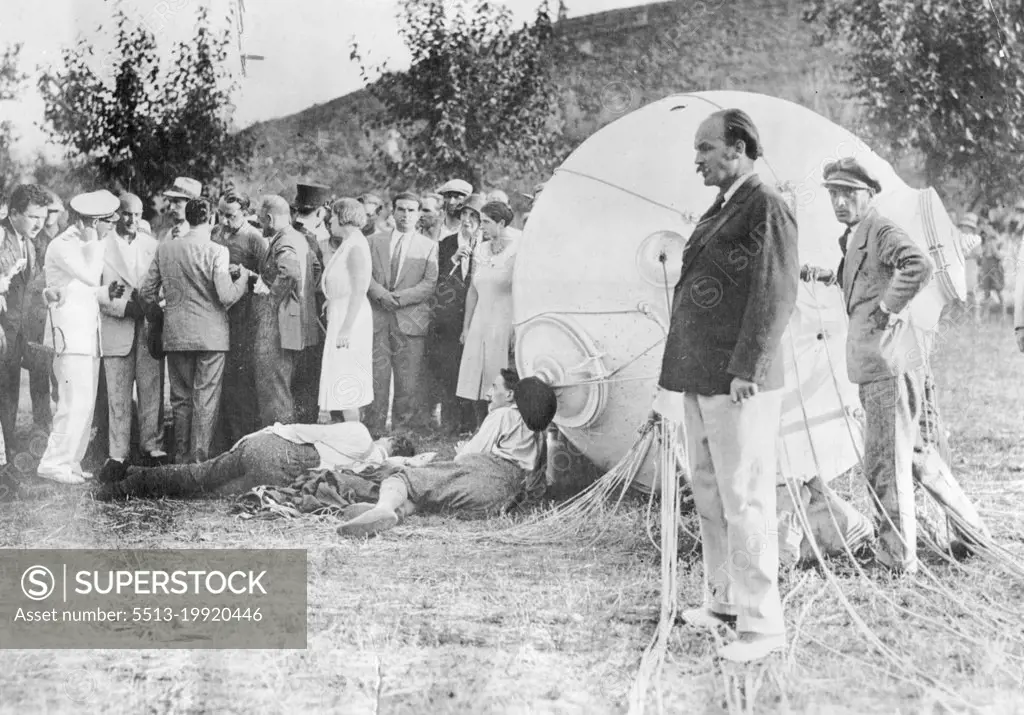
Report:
2,314,1024,714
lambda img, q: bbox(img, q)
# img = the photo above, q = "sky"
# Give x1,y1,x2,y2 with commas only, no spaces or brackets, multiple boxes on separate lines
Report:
0,0,658,160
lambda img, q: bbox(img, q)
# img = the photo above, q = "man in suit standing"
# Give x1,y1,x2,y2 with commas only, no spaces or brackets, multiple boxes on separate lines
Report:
25,190,65,431
157,177,201,242
291,183,329,424
427,193,484,435
139,198,250,464
802,158,933,574
0,184,51,465
651,109,799,662
212,192,268,448
96,193,166,484
365,192,439,433
253,195,320,427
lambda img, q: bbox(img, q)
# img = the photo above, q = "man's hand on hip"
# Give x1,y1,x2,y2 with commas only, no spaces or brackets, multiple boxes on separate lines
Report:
729,377,758,404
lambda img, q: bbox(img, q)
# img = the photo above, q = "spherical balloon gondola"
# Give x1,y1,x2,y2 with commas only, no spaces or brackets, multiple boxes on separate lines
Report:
513,90,966,491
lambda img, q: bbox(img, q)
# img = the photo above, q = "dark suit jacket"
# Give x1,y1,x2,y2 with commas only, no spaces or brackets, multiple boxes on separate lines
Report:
658,175,800,395
432,231,472,337
0,218,38,338
258,225,321,350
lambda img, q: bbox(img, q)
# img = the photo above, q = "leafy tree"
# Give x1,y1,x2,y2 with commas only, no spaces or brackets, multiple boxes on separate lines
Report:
0,44,26,195
351,0,569,190
803,0,1024,207
38,7,252,202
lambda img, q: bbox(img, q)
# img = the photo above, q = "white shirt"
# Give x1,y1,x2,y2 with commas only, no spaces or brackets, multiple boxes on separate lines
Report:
263,422,379,470
389,229,413,280
456,405,540,471
722,172,756,206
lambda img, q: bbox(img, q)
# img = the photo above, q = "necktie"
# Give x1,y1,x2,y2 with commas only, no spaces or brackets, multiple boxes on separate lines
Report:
390,233,406,289
702,193,726,221
838,226,851,256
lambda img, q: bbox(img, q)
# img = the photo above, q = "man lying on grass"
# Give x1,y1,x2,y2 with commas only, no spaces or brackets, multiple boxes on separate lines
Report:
336,368,557,538
95,419,418,500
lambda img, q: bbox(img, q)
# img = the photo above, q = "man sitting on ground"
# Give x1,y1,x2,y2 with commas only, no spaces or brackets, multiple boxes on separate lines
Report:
337,368,557,538
96,421,417,500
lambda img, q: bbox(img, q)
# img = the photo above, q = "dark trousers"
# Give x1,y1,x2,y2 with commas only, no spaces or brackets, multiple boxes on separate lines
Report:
217,343,261,449
365,320,428,433
254,305,299,428
0,328,26,461
425,331,476,433
115,433,319,498
28,363,54,428
166,351,226,464
292,341,324,424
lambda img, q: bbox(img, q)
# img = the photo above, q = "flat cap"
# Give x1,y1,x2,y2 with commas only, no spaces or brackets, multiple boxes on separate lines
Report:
822,157,882,194
437,179,473,197
69,190,119,219
459,193,487,217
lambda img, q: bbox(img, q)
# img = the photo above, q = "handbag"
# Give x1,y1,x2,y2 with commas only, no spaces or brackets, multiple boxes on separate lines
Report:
147,309,165,361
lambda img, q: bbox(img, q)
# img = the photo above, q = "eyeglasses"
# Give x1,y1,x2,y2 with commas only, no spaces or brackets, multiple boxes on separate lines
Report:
97,216,118,224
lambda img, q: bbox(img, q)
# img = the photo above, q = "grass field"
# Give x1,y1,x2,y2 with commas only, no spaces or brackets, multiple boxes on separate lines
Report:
1,313,1024,714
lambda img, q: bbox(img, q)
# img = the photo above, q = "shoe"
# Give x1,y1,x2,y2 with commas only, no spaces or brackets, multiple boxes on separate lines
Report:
681,607,737,631
339,503,376,522
337,507,400,538
718,632,786,663
36,467,85,485
94,481,129,502
98,459,129,484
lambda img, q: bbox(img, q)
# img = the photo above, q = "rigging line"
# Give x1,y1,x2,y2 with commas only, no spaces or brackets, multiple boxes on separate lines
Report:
554,168,687,218
513,308,652,327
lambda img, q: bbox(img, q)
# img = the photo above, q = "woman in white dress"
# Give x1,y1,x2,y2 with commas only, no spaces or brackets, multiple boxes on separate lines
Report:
456,202,519,428
319,198,374,422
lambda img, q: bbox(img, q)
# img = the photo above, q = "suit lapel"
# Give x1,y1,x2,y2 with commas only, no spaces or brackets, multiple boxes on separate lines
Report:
844,213,874,313
678,177,760,284
394,232,420,288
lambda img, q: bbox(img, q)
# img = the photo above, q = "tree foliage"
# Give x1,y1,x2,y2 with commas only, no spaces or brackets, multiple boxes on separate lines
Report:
38,7,252,201
352,0,568,190
803,0,1024,205
0,44,26,195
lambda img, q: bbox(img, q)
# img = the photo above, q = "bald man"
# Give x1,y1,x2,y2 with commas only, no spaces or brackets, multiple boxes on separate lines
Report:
96,193,166,481
253,195,320,426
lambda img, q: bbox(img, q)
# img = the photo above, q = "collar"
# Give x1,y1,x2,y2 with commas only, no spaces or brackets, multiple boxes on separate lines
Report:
722,172,756,205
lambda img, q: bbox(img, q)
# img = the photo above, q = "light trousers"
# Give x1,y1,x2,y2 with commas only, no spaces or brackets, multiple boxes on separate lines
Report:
104,336,164,461
684,390,785,636
38,355,100,475
859,374,920,573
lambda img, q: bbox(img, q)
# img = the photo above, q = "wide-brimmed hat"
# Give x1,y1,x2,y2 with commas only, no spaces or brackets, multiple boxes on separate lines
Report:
70,190,119,219
822,157,882,194
163,177,202,200
957,212,979,231
438,179,473,197
294,183,332,211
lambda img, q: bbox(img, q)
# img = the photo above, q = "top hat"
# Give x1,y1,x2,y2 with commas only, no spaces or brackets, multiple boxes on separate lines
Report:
822,157,882,194
70,190,120,219
294,183,332,211
163,177,202,200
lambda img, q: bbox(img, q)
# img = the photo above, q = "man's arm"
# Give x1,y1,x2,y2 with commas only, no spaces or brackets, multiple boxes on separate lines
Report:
212,244,248,309
365,235,390,303
137,249,163,316
268,237,301,306
876,224,933,314
393,239,439,307
728,195,800,385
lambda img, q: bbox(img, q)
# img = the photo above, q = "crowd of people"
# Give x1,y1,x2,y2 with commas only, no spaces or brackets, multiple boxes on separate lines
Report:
0,175,545,494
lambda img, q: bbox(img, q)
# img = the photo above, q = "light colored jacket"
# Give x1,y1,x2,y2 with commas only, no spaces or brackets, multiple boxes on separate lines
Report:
367,230,439,337
99,231,159,357
139,224,248,352
840,208,933,384
43,225,113,357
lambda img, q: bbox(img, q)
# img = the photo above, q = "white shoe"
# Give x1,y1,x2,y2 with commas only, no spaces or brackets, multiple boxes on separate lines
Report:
148,450,168,459
681,607,737,630
71,465,94,480
717,632,786,663
37,468,85,485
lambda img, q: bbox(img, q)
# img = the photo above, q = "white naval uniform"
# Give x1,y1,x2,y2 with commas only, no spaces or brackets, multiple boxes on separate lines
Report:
37,226,114,481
